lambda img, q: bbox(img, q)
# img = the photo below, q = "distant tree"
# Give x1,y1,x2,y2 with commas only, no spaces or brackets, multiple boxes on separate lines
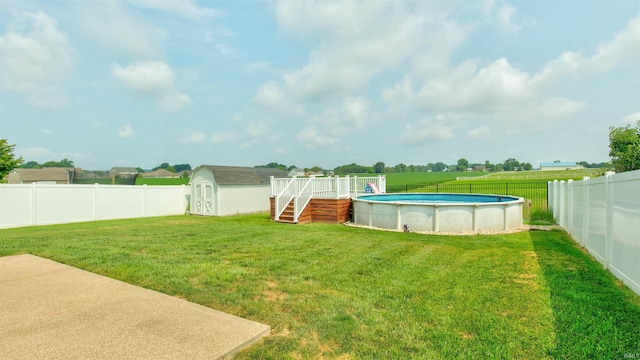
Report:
394,163,407,173
309,166,324,174
255,162,287,171
484,160,493,172
503,158,520,171
609,120,640,172
41,159,74,168
173,164,191,173
494,164,504,172
0,139,24,179
153,163,171,171
373,162,385,174
136,167,145,173
432,162,447,172
21,161,41,169
334,163,372,175
166,166,176,173
456,158,469,172
522,162,533,171
286,165,298,171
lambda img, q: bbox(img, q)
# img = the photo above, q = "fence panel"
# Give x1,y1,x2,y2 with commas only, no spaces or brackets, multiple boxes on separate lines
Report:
0,184,188,229
550,170,640,297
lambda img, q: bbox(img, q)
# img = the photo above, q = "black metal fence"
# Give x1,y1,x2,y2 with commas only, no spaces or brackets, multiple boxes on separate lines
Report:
72,172,138,185
386,182,548,212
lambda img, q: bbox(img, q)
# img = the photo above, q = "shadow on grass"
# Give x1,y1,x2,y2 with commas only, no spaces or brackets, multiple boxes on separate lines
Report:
530,229,640,359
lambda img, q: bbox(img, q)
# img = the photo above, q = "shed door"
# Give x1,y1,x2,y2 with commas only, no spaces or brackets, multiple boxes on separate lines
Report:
194,182,214,215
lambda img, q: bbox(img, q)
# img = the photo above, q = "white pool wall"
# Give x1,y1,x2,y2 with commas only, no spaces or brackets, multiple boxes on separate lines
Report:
352,193,524,233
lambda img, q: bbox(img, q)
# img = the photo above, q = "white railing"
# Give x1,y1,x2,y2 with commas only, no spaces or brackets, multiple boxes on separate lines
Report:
294,178,314,222
274,177,301,220
271,176,386,197
270,175,387,221
350,176,386,197
549,170,640,297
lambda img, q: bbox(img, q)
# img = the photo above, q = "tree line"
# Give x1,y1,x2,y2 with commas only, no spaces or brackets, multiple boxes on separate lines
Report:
2,121,638,180
257,158,595,176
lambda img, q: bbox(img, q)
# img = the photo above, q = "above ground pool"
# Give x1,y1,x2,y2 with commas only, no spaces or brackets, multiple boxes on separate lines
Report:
352,193,524,234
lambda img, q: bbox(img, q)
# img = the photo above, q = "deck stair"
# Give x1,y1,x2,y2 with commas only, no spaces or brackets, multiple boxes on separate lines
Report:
270,175,385,224
276,201,296,224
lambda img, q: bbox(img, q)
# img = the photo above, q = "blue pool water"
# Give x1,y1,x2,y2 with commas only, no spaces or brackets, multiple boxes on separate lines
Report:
357,193,519,204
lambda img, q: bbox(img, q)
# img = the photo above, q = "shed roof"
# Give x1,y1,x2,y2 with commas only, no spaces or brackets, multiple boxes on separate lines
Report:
193,165,288,185
10,168,72,181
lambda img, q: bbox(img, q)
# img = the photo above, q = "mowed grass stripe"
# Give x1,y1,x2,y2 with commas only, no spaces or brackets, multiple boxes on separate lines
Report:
1,214,638,358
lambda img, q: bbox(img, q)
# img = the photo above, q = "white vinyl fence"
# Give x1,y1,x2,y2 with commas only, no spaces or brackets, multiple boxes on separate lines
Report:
0,183,189,229
549,170,640,296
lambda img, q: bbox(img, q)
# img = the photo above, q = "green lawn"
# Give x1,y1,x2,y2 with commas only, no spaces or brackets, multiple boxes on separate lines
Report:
384,172,484,187
1,214,638,359
135,177,190,185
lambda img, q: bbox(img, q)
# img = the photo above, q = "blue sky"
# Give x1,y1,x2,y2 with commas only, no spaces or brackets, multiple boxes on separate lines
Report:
1,0,638,171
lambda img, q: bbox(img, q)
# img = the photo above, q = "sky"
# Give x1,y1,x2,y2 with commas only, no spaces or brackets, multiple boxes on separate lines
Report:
1,0,639,171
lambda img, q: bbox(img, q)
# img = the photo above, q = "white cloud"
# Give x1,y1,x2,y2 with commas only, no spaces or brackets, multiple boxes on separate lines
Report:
273,1,483,101
0,11,74,107
180,131,207,144
253,81,303,116
416,58,532,112
495,3,521,33
401,115,456,144
118,124,135,138
246,120,270,137
620,112,640,126
158,91,192,112
78,0,164,59
112,61,191,112
112,61,175,93
21,147,51,158
126,0,217,19
534,15,640,84
211,131,238,143
297,126,339,148
41,129,52,135
295,96,370,149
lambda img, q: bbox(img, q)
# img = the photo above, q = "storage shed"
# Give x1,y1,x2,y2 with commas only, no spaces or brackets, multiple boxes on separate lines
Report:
190,165,288,216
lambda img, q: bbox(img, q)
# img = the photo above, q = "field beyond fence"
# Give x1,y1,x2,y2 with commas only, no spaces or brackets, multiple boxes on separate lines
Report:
386,182,548,214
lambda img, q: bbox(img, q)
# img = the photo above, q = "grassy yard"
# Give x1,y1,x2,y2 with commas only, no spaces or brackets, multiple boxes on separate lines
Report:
1,214,638,359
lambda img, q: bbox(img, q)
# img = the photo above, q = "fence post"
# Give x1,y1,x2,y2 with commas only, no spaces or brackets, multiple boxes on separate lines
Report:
581,177,590,248
558,181,566,228
354,176,358,198
143,184,148,217
335,176,339,199
567,180,574,236
552,180,558,220
94,183,99,220
31,182,37,226
604,171,615,269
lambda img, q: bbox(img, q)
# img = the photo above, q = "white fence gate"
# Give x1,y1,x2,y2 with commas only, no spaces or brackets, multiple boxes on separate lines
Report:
549,170,640,296
0,183,189,229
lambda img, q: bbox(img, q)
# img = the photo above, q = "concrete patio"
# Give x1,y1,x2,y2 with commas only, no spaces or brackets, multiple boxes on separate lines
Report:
0,254,270,359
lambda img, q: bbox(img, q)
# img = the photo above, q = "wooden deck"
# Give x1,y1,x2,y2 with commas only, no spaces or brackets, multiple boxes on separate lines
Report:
270,197,352,224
